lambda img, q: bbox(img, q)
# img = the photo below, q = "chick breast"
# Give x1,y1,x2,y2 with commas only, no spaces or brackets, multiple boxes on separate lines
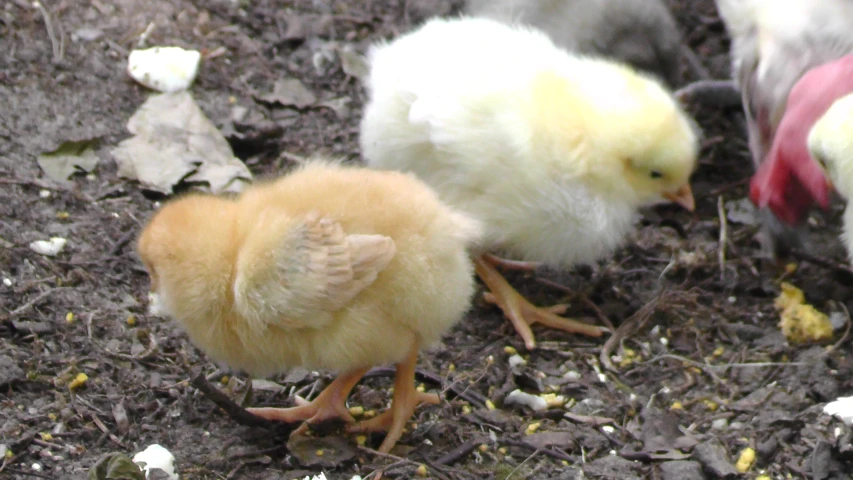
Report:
140,161,480,378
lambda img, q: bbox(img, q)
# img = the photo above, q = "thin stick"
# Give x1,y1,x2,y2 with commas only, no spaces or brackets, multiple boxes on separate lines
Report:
600,294,662,372
717,195,727,281
32,1,64,63
189,368,273,428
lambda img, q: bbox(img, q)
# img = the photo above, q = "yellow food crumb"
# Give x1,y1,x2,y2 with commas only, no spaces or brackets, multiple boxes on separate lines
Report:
363,410,376,418
448,363,456,372
48,413,57,421
65,312,75,323
486,399,496,411
127,315,137,326
756,475,771,480
712,346,724,357
735,447,755,473
220,376,229,385
703,400,719,412
785,262,798,274
540,393,566,408
504,346,517,355
478,444,488,453
498,447,507,455
416,464,428,477
775,283,833,344
56,211,70,220
462,405,472,414
355,435,367,446
315,449,324,456
670,401,683,411
5,449,12,458
416,383,425,393
349,406,364,417
525,422,541,435
68,372,88,390
228,96,237,104
39,432,53,441
561,460,569,466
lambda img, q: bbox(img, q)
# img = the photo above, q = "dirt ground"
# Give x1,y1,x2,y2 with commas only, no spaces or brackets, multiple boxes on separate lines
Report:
4,0,853,479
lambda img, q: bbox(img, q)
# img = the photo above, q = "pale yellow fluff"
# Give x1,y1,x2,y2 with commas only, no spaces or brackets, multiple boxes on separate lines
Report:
808,93,853,261
360,16,698,267
137,160,481,378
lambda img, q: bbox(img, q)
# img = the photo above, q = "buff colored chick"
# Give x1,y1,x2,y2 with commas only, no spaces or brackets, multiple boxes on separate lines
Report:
809,92,853,262
466,0,684,87
715,0,853,255
360,17,698,349
137,160,480,453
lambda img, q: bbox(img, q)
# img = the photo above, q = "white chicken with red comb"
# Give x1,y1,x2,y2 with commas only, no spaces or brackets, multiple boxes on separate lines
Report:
715,0,853,254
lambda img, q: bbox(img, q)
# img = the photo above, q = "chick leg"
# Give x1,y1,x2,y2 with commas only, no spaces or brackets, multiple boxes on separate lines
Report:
347,340,439,453
247,367,368,435
474,255,604,350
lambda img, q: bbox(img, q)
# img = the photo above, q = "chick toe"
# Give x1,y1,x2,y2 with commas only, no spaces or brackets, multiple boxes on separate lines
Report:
476,256,605,350
347,341,439,453
247,367,368,433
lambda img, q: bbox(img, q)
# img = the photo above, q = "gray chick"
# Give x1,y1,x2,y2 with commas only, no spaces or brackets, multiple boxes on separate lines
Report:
466,0,684,87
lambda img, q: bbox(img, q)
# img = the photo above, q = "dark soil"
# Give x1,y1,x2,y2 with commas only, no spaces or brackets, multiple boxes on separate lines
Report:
3,1,853,479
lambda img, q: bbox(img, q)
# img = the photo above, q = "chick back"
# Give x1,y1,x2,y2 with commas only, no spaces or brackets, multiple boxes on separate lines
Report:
145,161,480,378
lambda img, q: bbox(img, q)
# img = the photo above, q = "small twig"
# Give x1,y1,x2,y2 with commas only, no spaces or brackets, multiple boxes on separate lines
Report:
501,444,541,479
790,249,853,277
32,1,64,63
107,230,136,256
9,287,63,317
90,414,124,447
190,368,273,428
434,435,490,466
675,79,742,108
717,195,727,281
278,151,307,165
680,44,712,81
0,467,55,479
535,278,615,332
600,294,663,372
563,412,616,427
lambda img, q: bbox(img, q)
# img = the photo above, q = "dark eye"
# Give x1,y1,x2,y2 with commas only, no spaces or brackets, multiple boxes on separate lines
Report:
649,170,663,179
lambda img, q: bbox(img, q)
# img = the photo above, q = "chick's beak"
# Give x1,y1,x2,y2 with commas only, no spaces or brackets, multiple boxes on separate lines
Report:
664,184,695,212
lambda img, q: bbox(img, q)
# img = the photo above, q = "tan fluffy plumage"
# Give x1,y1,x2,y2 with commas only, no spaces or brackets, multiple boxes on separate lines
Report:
137,160,480,453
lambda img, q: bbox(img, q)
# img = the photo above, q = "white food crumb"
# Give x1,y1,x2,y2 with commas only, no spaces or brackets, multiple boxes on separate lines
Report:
3,278,12,287
302,474,328,480
824,396,853,425
650,325,661,336
39,189,51,198
29,237,67,256
132,444,179,480
504,389,548,412
711,418,728,430
602,426,615,433
507,354,527,368
659,337,669,346
562,370,581,380
32,463,42,471
597,373,608,383
127,46,201,93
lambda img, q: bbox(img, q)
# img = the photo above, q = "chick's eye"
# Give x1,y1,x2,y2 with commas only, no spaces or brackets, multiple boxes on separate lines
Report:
649,170,663,180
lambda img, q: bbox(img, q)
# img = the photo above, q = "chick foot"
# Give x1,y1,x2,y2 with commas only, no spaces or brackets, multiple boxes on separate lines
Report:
475,255,605,350
347,341,439,453
247,367,368,436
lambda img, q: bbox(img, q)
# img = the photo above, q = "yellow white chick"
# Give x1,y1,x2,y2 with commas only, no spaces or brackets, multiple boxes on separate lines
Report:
360,17,699,349
808,92,853,261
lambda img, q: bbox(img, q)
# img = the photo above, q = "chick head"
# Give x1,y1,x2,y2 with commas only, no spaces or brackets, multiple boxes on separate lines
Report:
137,194,236,319
808,92,853,200
529,62,698,211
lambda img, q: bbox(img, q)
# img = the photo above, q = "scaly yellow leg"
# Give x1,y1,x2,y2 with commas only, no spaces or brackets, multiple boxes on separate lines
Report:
347,340,438,453
474,254,604,350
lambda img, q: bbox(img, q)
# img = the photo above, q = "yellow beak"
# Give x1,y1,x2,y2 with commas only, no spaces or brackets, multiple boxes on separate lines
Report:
664,184,695,212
